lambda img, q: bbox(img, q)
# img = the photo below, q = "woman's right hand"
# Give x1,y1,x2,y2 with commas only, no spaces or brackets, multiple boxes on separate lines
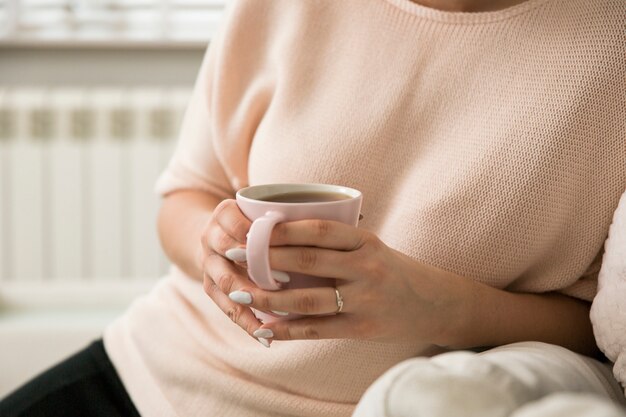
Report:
198,199,269,344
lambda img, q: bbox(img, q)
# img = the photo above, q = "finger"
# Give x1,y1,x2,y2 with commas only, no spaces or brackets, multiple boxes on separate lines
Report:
260,315,355,341
204,251,253,296
270,219,365,250
206,223,244,258
269,246,359,280
203,275,259,330
242,286,343,316
214,199,251,244
202,272,263,340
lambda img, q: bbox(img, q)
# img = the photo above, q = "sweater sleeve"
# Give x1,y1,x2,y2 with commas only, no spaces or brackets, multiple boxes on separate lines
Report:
557,245,604,302
155,0,273,200
590,189,626,396
154,39,234,200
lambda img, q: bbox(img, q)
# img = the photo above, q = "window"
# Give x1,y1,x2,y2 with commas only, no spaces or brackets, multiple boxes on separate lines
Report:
0,0,226,45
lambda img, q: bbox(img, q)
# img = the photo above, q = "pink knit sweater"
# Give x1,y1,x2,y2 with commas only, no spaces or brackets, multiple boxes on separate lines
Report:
104,0,626,415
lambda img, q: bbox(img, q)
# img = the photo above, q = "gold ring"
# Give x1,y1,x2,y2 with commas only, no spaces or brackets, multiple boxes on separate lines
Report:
334,288,344,313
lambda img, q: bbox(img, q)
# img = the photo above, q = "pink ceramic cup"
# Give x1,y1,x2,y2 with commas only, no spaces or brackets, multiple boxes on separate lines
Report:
236,183,362,323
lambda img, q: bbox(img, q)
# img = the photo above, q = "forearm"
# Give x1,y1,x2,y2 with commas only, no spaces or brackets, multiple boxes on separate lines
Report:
440,276,599,358
157,190,222,281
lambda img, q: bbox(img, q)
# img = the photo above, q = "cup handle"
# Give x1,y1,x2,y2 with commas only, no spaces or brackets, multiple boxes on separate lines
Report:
246,210,286,290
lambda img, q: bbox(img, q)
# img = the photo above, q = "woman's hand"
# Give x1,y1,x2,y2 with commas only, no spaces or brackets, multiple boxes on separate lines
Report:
198,199,275,345
228,219,470,346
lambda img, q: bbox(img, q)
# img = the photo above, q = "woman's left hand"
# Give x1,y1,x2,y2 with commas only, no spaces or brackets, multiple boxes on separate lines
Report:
228,219,472,346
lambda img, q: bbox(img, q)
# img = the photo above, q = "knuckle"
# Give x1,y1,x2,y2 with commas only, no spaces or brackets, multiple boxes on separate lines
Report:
224,198,238,208
216,273,237,294
312,219,331,238
363,259,384,276
295,248,317,271
226,305,244,323
255,294,271,311
230,217,250,242
347,238,364,252
216,231,234,253
203,251,220,271
295,293,318,314
302,325,320,340
205,250,220,262
212,200,230,218
357,232,378,251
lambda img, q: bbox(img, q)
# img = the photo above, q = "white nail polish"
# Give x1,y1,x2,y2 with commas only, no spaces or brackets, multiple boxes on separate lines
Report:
253,329,274,338
272,270,290,283
225,248,247,262
271,310,289,316
258,337,271,348
229,290,252,305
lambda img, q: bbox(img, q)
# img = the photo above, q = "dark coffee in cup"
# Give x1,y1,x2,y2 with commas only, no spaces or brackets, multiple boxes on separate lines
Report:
258,191,352,203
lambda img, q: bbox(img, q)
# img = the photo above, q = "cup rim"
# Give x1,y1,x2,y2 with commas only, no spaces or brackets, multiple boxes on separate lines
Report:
236,183,362,205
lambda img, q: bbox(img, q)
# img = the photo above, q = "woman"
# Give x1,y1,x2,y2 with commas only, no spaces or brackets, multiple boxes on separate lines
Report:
2,0,625,415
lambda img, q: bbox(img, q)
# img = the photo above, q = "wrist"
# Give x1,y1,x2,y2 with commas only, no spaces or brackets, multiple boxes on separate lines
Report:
431,273,492,349
421,266,598,355
411,263,476,348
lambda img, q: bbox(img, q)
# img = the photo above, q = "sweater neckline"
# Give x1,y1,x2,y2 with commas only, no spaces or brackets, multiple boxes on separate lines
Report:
383,0,551,24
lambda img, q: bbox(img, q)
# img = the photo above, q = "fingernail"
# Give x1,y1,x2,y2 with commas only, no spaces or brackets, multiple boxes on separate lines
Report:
257,337,271,348
225,248,247,262
271,310,289,316
272,270,290,283
253,329,274,338
229,290,252,305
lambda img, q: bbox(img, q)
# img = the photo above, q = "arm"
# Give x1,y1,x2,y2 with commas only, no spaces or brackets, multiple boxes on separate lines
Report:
448,277,599,357
157,189,221,281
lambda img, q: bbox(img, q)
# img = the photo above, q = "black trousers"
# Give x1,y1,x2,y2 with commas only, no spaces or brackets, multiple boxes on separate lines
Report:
0,340,140,417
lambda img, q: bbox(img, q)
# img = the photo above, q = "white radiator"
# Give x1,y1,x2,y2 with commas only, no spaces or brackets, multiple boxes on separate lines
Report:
0,87,192,397
0,87,190,285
